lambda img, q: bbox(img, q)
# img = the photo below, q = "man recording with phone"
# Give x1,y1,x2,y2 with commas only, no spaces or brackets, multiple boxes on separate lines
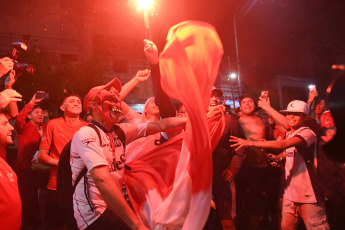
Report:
0,57,22,160
15,91,47,230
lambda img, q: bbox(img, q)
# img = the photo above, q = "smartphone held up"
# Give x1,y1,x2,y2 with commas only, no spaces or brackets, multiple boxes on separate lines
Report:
36,91,49,100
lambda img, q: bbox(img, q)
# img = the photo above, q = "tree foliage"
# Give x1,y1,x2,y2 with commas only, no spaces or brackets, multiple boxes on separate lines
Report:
13,49,106,116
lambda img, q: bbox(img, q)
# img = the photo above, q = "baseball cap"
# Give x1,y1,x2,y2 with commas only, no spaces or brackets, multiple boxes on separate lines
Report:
83,78,122,111
280,100,310,115
212,87,223,97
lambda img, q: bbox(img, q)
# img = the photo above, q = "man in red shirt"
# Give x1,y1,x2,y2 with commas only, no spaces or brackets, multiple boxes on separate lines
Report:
0,112,22,230
37,94,87,229
15,92,47,230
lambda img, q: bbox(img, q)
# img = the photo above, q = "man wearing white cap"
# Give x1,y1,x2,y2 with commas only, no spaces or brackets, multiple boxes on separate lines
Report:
230,100,329,230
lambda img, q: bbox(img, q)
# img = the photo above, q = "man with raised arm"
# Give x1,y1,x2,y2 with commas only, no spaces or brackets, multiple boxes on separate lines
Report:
231,100,329,230
70,78,186,230
236,94,273,229
15,92,47,230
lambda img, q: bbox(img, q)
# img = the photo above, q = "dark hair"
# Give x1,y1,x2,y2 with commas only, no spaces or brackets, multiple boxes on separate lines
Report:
29,105,42,114
62,94,82,105
239,94,255,104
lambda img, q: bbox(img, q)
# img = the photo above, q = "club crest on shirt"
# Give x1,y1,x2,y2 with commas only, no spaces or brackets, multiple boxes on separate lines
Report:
113,137,123,147
82,137,96,146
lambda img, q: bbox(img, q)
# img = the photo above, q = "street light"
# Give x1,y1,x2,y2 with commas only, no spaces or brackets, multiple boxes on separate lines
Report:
230,73,237,79
137,0,154,40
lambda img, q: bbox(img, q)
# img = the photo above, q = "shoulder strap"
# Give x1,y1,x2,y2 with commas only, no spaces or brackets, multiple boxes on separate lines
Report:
87,124,103,146
113,125,126,147
112,125,130,170
72,167,87,191
72,124,103,191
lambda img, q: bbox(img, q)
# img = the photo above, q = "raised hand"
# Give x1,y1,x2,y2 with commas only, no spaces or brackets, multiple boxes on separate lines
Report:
0,57,14,77
207,104,225,118
30,91,45,105
307,89,318,105
5,70,16,89
143,39,159,64
0,89,22,110
258,96,271,111
134,69,151,83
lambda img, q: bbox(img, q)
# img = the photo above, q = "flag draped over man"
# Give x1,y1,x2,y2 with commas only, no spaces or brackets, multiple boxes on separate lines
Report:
125,20,224,229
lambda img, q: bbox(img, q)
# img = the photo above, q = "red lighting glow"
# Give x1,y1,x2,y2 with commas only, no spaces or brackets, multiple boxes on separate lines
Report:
137,0,154,10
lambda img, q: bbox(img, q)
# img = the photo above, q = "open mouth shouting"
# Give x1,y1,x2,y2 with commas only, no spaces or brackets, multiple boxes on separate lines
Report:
109,105,122,121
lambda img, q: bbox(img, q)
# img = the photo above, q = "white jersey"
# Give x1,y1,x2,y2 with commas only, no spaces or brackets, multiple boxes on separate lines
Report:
70,122,148,230
283,126,318,203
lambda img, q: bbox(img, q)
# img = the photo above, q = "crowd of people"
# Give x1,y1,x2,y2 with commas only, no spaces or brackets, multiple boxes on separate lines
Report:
0,20,344,230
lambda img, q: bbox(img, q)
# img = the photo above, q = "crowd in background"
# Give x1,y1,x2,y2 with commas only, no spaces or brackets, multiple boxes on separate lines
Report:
0,20,344,230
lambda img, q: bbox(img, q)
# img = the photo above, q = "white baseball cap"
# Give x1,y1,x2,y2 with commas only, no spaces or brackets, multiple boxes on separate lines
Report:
280,100,310,115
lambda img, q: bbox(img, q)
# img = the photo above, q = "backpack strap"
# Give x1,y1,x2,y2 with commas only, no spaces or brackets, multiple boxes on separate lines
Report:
72,167,87,191
87,123,103,146
112,125,130,171
72,124,103,192
113,124,126,147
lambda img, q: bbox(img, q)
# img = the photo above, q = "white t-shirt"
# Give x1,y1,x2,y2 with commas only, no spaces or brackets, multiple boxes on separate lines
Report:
70,122,148,230
283,126,318,203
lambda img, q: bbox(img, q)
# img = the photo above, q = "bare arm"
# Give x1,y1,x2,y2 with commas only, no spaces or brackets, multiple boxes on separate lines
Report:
5,70,19,118
37,149,58,166
307,89,318,106
119,70,151,101
89,165,147,230
146,117,187,136
0,57,13,77
258,97,290,130
0,89,22,110
230,135,304,151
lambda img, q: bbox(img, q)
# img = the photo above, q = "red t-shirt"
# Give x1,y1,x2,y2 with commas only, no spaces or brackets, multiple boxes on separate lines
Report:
15,102,47,171
0,157,21,230
39,117,87,190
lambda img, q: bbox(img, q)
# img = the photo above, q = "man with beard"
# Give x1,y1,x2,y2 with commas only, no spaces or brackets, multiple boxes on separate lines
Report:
70,78,186,230
0,111,22,230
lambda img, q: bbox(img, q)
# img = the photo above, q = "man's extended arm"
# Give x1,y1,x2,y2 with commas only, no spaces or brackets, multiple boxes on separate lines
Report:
15,92,44,133
119,69,151,101
146,117,187,136
230,135,304,151
258,97,290,130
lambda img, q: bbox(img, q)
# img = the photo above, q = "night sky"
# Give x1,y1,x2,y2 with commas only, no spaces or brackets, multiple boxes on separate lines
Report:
1,0,345,100
144,0,345,96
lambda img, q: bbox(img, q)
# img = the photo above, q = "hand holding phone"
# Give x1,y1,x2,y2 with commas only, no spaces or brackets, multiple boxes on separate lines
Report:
36,91,49,99
309,85,316,92
260,90,269,100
